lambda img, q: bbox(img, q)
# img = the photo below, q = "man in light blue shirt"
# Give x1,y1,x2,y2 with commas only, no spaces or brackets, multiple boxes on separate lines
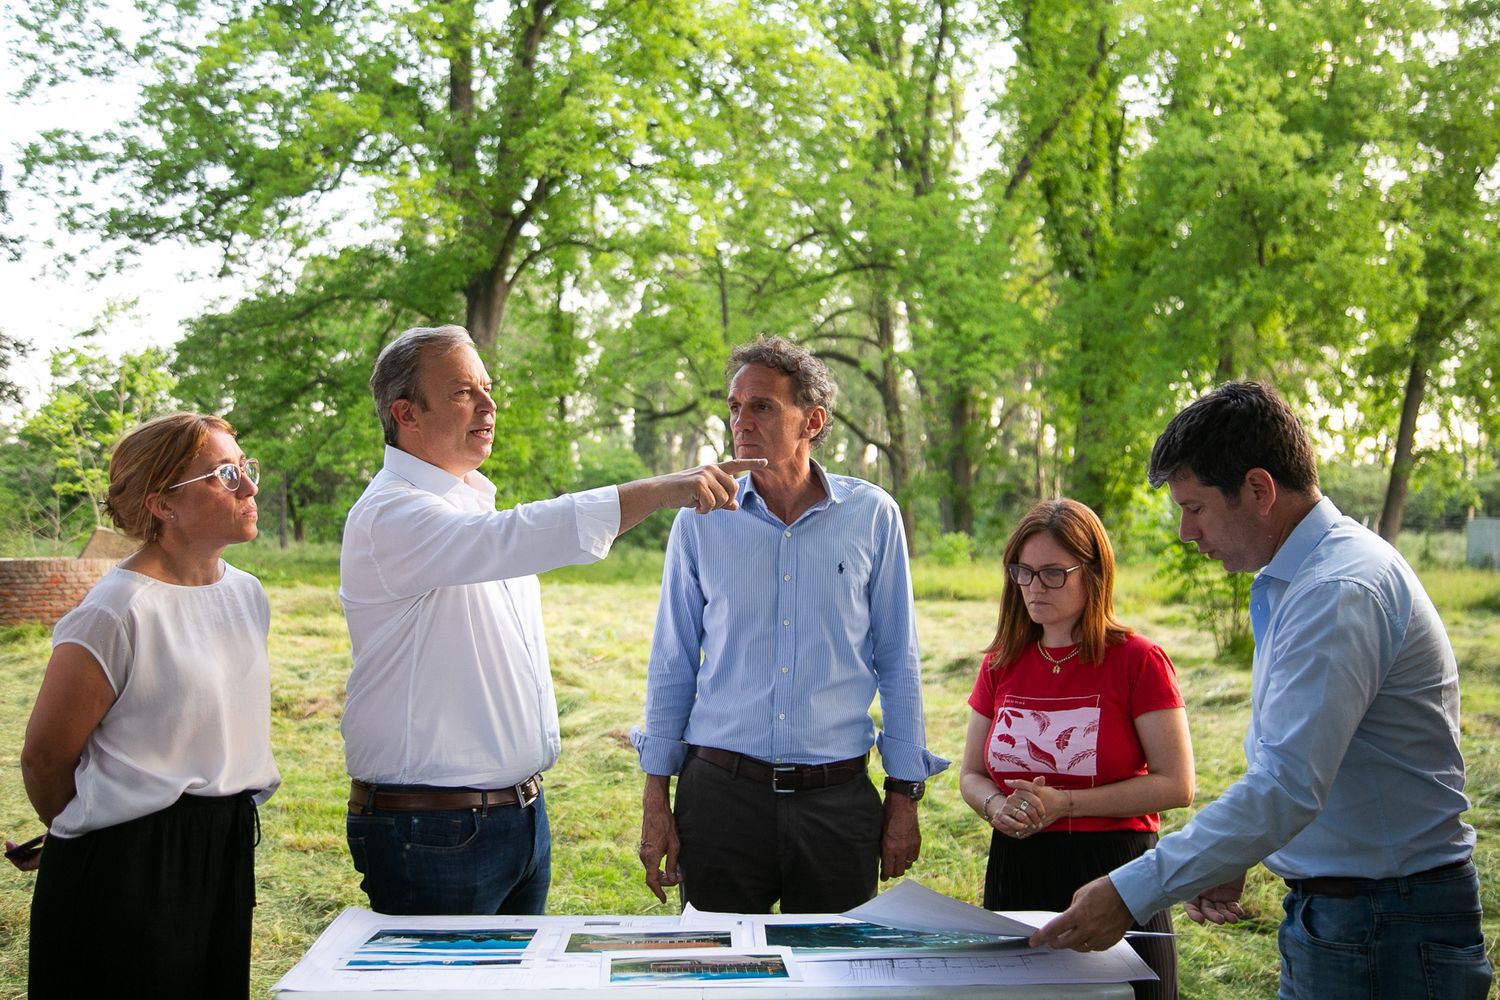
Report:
631,336,948,913
1032,382,1490,999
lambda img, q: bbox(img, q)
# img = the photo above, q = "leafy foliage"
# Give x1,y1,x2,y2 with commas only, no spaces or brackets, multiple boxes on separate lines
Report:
2,0,1498,563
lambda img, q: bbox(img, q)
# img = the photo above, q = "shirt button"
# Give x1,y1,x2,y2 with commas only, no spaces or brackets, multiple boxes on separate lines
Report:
778,713,786,720
783,574,791,581
783,619,790,627
784,529,792,538
781,666,789,673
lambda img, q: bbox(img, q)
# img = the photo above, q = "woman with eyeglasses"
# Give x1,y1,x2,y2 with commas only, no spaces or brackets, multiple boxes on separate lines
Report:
959,499,1193,1000
15,412,280,997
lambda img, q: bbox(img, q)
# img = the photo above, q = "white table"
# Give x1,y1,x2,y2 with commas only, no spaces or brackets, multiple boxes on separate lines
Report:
272,909,1141,999
283,986,1131,999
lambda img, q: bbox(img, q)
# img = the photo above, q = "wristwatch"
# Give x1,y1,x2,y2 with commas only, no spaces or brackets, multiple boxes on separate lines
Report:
883,777,926,802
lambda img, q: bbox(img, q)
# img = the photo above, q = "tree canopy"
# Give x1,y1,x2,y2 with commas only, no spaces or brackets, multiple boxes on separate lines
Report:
5,0,1498,552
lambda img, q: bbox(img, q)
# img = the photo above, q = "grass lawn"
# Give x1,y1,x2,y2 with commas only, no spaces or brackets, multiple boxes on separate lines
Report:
0,545,1496,998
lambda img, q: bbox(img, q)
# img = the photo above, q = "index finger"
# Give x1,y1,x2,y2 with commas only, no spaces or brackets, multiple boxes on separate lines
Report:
716,459,768,475
1029,911,1074,949
644,868,667,904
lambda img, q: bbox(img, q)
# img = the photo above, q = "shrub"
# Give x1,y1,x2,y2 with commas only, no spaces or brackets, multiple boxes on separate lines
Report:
929,531,975,566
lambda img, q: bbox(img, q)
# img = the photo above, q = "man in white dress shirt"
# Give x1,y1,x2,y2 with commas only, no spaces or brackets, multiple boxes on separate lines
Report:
340,324,761,915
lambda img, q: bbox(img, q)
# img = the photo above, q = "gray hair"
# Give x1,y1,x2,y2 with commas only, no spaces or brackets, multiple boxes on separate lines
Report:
369,325,475,445
726,336,837,447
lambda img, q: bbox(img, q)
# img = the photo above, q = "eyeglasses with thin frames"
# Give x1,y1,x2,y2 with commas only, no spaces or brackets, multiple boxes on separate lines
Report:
1006,563,1082,589
167,459,260,493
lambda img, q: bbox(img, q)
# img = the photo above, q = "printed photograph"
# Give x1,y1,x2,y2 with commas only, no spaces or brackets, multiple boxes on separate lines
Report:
765,921,1025,953
340,928,537,970
565,930,733,953
609,952,793,984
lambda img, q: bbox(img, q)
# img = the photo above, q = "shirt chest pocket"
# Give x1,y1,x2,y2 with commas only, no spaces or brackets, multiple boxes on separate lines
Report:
825,553,872,613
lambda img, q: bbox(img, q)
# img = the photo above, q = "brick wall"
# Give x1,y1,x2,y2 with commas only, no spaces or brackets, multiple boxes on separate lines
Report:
0,559,119,627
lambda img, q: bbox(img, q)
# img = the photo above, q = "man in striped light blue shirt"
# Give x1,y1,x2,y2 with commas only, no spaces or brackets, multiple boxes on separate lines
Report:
631,336,949,913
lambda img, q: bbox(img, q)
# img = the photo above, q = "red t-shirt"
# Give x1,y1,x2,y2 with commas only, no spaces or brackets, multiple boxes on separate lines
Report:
967,632,1185,833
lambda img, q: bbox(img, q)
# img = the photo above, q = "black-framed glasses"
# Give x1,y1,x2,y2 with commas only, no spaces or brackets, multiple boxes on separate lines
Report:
1006,563,1082,589
167,459,260,493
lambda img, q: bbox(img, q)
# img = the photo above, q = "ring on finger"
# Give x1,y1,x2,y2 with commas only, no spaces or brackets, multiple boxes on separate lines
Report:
1017,799,1032,814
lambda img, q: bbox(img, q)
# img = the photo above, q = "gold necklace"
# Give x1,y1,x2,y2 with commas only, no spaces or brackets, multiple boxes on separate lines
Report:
1037,640,1081,674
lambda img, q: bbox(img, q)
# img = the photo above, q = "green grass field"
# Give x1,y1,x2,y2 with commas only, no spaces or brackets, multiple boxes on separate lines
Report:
0,545,1496,998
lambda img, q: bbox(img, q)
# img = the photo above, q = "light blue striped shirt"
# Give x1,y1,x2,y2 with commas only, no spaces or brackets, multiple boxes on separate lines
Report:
1112,498,1475,922
631,463,949,783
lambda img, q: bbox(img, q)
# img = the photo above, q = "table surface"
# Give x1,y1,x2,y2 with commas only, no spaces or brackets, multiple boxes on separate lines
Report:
280,986,1132,999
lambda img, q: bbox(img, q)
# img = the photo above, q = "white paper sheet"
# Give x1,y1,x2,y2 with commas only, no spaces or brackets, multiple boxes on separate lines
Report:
738,911,1027,961
276,910,676,993
274,900,1155,994
843,879,1041,936
795,940,1155,988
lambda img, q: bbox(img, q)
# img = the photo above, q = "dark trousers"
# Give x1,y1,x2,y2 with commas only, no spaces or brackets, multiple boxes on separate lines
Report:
985,828,1177,1000
29,792,260,998
346,786,551,915
673,751,882,913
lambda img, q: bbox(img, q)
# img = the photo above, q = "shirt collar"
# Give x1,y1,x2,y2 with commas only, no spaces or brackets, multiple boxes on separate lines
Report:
382,445,497,503
738,459,844,513
1259,495,1342,584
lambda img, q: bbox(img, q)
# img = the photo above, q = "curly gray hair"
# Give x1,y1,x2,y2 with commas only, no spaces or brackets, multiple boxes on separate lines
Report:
726,336,837,448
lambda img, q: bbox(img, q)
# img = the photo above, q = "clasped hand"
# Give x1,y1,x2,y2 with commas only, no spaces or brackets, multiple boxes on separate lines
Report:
988,776,1057,839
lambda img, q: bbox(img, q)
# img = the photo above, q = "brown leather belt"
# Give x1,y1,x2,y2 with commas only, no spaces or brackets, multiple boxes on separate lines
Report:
1284,857,1471,898
348,775,541,814
687,745,866,793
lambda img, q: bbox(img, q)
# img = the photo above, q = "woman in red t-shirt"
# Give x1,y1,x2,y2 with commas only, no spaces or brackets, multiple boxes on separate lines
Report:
960,499,1194,1000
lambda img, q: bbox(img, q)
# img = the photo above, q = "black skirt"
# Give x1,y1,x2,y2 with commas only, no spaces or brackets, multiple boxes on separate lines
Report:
985,827,1177,1000
29,791,260,998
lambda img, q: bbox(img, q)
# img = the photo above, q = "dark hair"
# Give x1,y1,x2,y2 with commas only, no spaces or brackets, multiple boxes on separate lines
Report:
369,325,475,446
726,336,836,447
1147,381,1319,499
984,498,1131,668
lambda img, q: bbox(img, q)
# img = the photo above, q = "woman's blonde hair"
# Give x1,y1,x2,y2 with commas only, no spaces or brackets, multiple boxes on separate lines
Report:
984,498,1131,668
104,412,236,543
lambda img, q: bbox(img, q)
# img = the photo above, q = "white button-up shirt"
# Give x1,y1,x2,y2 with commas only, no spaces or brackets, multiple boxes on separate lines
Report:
339,446,620,787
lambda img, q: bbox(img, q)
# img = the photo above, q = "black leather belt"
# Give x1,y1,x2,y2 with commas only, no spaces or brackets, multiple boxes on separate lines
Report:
349,775,541,814
1284,857,1471,898
687,745,866,793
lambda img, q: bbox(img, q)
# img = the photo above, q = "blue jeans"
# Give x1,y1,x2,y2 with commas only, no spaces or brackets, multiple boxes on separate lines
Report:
346,786,550,915
1278,859,1492,1000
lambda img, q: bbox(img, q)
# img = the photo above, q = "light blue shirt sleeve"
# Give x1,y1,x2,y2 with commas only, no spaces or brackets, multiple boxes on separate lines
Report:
1112,575,1393,920
632,512,704,776
866,497,948,781
1113,501,1474,923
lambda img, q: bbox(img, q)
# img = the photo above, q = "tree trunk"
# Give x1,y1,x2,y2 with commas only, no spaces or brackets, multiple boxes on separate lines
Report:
937,387,975,536
277,478,288,549
1378,350,1429,542
466,266,511,349
874,300,915,548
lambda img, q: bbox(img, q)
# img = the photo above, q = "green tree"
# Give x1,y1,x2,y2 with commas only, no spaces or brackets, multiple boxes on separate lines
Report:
14,0,719,348
11,346,176,544
1373,8,1500,541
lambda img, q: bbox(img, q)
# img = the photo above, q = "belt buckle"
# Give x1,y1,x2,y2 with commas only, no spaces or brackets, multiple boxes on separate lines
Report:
771,766,798,794
515,775,541,808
